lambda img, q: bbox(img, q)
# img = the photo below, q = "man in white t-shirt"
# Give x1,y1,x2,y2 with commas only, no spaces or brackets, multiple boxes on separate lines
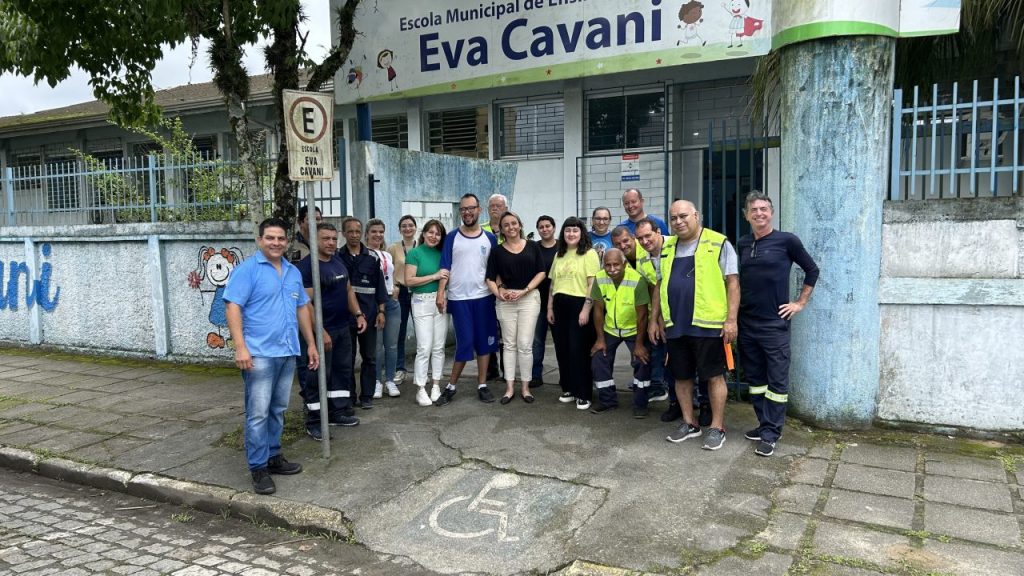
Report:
435,193,499,405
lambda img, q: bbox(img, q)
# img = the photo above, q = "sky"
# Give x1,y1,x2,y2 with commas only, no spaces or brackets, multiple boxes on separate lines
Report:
0,0,334,118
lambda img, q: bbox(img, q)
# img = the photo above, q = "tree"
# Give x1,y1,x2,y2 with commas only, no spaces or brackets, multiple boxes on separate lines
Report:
0,0,362,227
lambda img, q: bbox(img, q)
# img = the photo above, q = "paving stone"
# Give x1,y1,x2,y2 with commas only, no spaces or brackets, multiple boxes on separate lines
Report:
924,502,1021,547
696,552,792,575
758,512,809,551
812,521,911,570
806,442,836,460
922,540,1024,575
775,483,821,515
788,457,828,486
832,462,917,499
822,488,915,530
32,431,109,454
840,444,917,472
924,475,1013,512
924,453,1008,483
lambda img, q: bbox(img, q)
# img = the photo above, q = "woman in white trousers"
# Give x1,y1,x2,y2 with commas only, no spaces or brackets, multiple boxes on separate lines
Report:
403,219,449,406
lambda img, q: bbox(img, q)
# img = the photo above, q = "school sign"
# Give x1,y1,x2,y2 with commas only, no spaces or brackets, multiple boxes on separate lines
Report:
334,0,960,105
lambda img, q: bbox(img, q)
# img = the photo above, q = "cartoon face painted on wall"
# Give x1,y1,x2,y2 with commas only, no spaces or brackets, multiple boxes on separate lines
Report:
188,246,244,349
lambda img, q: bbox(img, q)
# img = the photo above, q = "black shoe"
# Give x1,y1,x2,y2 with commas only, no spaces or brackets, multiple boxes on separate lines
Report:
339,406,356,417
329,415,360,427
660,402,682,422
361,398,373,410
744,428,762,441
478,386,496,403
698,403,712,427
632,406,649,419
435,387,456,406
528,378,544,388
755,440,776,457
267,455,302,475
306,426,323,442
251,468,275,495
590,403,617,414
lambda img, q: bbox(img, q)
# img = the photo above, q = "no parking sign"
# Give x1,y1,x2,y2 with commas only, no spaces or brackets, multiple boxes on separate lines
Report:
283,90,334,181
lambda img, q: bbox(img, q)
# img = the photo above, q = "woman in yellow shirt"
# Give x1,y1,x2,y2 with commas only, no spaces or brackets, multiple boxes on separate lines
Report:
546,216,600,410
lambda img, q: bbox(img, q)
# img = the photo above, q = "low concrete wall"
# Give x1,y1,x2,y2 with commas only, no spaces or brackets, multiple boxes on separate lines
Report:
0,222,255,362
878,196,1024,432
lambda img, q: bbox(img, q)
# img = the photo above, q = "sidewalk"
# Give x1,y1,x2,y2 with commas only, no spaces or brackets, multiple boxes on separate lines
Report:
0,346,1021,575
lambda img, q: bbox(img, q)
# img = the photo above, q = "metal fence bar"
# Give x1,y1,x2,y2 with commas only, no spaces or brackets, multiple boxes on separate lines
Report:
990,78,999,196
1015,77,1020,196
929,84,938,198
946,80,954,196
910,86,919,200
891,89,903,201
969,79,979,197
4,167,13,226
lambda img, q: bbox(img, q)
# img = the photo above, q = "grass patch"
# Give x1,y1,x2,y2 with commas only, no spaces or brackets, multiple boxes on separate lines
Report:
216,410,306,451
171,510,195,523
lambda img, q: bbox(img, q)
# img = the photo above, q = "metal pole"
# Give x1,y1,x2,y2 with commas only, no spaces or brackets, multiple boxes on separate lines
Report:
305,184,330,458
4,167,15,226
368,174,379,219
148,154,158,222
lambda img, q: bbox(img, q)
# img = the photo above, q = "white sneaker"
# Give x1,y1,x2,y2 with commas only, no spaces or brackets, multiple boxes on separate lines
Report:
415,386,432,406
373,381,383,399
386,381,400,397
429,384,441,402
394,370,406,384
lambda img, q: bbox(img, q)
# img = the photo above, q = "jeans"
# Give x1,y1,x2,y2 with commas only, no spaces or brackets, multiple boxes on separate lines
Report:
376,298,401,384
531,299,550,381
411,292,447,386
242,356,295,470
396,285,412,372
495,290,541,383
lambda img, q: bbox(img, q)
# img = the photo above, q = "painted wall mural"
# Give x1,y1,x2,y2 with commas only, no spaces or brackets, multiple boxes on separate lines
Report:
188,246,244,349
0,243,61,312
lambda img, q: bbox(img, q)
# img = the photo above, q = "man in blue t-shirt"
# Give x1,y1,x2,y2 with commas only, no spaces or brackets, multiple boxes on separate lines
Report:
225,217,319,496
620,188,669,236
297,223,367,440
737,191,819,457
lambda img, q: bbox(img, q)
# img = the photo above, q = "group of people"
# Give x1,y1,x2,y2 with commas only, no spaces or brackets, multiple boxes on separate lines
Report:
223,186,818,495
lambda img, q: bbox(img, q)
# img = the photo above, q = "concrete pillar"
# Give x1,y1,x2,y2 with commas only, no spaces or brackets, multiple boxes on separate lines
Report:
780,36,894,429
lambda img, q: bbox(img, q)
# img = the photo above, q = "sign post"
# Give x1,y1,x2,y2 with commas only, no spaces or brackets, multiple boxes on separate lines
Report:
283,89,335,458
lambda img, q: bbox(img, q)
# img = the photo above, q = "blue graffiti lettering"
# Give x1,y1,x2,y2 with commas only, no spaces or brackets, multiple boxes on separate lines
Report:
0,243,61,312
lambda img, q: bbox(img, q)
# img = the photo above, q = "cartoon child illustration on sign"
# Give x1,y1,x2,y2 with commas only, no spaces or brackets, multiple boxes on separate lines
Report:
677,1,707,46
346,55,366,89
188,246,244,349
377,49,398,90
721,0,763,48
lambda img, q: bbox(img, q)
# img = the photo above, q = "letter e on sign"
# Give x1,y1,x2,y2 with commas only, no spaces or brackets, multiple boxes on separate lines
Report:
283,89,335,181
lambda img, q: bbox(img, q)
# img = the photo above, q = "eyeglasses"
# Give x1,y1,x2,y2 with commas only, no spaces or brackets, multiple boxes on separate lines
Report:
593,216,611,221
458,206,479,213
750,241,758,259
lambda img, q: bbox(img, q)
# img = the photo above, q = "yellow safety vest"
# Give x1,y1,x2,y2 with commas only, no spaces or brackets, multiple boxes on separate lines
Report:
652,229,729,330
596,267,643,338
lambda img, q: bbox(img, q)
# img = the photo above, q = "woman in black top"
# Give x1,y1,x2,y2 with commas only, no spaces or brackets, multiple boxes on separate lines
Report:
486,212,546,404
531,215,558,386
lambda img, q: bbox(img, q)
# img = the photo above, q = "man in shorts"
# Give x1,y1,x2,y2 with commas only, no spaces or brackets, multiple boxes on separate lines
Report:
435,193,499,405
651,200,739,451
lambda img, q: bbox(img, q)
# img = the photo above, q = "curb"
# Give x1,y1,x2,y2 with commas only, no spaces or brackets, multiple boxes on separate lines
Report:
0,445,350,538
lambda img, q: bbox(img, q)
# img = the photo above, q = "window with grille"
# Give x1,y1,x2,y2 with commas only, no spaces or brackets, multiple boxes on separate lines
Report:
428,106,489,159
372,115,409,149
498,98,564,158
10,152,41,192
44,155,79,211
587,91,666,152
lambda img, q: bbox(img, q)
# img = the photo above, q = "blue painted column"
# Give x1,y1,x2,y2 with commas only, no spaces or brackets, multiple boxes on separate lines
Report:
781,36,895,429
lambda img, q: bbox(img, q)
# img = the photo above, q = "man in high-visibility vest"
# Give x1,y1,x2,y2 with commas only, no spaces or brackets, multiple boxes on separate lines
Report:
651,200,740,451
589,248,653,418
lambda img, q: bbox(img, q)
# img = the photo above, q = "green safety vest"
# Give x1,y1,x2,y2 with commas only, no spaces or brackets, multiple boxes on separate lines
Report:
646,229,729,330
596,267,643,338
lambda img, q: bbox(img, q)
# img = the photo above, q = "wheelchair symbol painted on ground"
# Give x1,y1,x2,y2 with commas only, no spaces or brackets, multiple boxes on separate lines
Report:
428,473,521,542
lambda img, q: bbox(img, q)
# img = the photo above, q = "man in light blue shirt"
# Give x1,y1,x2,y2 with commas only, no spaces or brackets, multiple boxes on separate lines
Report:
620,188,669,236
225,217,319,495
